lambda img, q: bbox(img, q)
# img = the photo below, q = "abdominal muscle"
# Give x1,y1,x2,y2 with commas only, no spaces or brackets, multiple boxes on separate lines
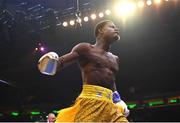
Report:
81,67,116,91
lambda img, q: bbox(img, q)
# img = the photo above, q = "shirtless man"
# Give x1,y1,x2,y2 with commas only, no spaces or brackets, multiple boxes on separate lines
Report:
38,20,129,122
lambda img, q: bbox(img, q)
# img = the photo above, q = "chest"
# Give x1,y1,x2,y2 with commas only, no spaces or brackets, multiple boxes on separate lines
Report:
87,50,119,72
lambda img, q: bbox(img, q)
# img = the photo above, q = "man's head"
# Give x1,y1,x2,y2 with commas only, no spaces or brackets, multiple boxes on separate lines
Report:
94,20,120,42
47,113,56,123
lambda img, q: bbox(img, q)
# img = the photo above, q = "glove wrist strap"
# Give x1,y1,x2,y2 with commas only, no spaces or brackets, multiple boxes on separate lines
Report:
113,91,121,103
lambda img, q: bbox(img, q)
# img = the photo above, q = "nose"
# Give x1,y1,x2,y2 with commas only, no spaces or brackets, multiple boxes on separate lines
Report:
115,27,119,32
114,28,119,34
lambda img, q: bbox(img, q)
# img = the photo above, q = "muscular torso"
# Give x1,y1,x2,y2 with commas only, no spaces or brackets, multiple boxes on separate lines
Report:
78,44,119,90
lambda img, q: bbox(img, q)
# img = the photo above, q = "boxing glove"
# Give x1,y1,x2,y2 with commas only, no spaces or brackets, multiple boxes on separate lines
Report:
38,52,59,75
113,91,130,117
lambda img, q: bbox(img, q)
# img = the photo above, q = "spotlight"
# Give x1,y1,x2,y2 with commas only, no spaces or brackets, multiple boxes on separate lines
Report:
105,9,111,15
114,1,137,18
146,0,152,6
98,12,104,18
69,20,75,26
83,16,89,22
90,14,96,20
76,18,82,23
40,47,44,51
154,0,161,4
137,1,145,8
62,21,68,27
35,47,38,51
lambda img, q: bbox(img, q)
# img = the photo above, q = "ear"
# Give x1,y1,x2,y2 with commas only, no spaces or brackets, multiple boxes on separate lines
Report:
98,28,104,35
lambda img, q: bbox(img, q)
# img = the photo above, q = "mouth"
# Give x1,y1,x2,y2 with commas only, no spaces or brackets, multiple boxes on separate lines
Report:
114,31,119,34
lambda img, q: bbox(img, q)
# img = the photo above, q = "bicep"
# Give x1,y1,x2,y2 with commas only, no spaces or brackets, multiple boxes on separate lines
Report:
57,51,79,69
57,43,90,69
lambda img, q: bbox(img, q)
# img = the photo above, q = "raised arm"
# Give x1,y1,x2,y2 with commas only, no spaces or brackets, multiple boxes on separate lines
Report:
38,43,90,75
56,47,80,71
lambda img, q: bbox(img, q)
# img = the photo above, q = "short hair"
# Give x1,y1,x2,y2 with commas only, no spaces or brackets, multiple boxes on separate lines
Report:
94,20,112,37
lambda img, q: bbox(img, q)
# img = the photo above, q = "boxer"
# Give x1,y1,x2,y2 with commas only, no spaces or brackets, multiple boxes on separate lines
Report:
38,20,129,122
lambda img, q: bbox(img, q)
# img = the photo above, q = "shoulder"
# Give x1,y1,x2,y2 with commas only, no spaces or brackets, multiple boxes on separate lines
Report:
114,54,119,62
109,52,119,58
115,55,120,63
72,43,92,53
109,52,119,62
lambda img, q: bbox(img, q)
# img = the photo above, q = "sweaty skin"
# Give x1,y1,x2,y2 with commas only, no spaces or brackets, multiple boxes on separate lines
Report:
57,21,120,91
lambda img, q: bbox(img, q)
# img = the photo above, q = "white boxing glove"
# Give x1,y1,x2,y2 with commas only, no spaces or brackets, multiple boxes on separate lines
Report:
116,100,130,117
113,91,130,117
38,52,59,75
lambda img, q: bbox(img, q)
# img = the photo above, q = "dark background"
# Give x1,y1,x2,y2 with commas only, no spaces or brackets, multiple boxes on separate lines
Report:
0,0,179,121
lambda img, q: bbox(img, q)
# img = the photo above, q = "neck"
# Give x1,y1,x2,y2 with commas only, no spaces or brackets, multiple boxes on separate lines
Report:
95,37,111,52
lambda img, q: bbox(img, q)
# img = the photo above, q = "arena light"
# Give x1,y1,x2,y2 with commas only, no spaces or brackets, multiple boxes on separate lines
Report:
168,99,177,103
146,0,152,6
69,20,75,26
35,47,38,51
148,99,164,107
31,111,41,115
76,18,82,23
127,103,137,109
90,14,97,20
52,110,59,114
38,43,42,46
154,0,162,4
83,16,89,22
40,46,45,51
114,1,137,18
105,9,111,15
98,12,104,18
62,21,68,27
168,96,179,104
11,112,19,116
137,0,145,8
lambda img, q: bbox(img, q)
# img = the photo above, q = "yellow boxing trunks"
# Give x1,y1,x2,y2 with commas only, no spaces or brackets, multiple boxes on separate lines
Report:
55,84,128,122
